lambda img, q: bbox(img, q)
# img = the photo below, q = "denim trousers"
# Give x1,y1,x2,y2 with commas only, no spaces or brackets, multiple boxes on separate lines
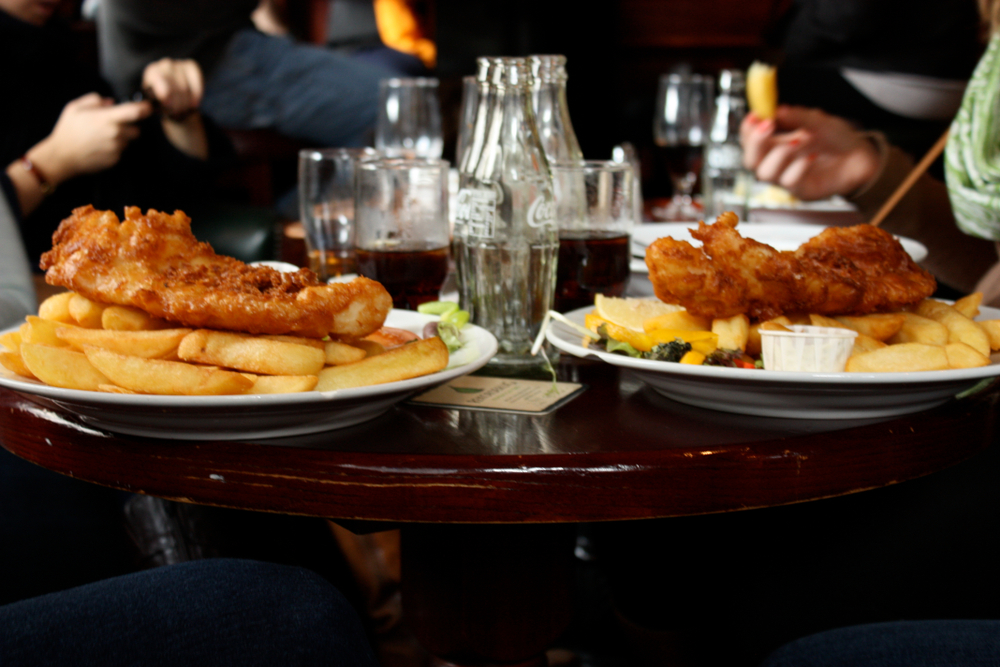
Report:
0,558,379,667
761,620,1000,667
201,28,393,148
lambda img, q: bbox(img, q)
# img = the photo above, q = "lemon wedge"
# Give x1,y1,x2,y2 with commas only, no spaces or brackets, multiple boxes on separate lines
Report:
594,295,682,332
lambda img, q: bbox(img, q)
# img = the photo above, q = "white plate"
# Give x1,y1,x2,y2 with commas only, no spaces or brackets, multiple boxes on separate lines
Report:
0,311,497,440
629,222,928,273
546,306,1000,420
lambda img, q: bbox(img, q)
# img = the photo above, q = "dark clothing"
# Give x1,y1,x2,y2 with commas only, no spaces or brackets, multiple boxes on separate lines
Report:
761,620,1000,667
96,0,259,101
773,0,982,165
778,0,982,79
0,558,380,667
0,10,232,269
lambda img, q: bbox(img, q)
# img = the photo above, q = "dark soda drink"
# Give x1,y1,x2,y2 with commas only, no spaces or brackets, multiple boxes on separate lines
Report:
554,231,631,312
355,244,450,310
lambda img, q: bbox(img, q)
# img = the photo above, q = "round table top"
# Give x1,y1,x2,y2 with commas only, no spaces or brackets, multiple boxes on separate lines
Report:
1,359,996,524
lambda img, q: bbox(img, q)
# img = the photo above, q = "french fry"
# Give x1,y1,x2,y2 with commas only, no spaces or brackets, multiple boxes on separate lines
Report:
245,374,319,394
845,342,949,373
953,292,983,319
0,350,34,379
101,305,172,331
178,330,326,376
0,330,21,351
746,61,778,119
834,313,906,341
325,340,368,365
888,312,949,346
851,334,887,355
37,291,74,323
98,384,139,394
84,346,253,395
261,334,324,349
783,313,812,326
21,316,75,347
68,294,107,328
915,299,990,356
944,342,991,369
808,314,848,329
759,321,791,332
21,343,111,390
349,339,386,358
56,327,191,359
315,337,448,392
978,320,1000,351
711,314,750,352
643,310,711,333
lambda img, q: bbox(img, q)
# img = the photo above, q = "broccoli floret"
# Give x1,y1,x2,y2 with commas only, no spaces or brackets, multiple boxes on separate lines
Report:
643,340,691,362
704,349,744,367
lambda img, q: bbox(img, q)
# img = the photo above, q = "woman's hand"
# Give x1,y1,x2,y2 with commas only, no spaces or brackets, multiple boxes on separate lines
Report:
741,106,882,201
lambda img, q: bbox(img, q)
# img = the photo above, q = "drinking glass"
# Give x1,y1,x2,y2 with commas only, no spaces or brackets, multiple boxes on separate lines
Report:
551,160,635,312
375,78,444,159
298,147,379,280
653,73,714,220
354,158,451,309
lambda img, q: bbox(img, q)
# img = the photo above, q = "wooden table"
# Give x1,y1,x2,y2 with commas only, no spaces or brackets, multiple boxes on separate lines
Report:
1,358,996,666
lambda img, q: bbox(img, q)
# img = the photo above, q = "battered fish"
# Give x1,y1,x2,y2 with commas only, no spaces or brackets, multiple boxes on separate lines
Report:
41,206,392,339
645,212,936,321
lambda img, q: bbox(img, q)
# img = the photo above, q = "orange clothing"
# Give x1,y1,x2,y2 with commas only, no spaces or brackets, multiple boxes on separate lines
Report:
373,0,435,69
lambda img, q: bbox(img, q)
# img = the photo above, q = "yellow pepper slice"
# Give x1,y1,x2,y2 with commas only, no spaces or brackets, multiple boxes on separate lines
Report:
680,350,706,365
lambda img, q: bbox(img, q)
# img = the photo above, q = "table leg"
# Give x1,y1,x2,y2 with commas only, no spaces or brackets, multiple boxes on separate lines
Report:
401,523,577,666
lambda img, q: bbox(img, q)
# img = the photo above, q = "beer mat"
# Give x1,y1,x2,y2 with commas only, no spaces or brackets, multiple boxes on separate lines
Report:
407,376,586,414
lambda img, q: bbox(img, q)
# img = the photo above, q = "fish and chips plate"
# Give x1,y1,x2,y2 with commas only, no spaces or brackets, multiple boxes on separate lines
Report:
0,309,497,440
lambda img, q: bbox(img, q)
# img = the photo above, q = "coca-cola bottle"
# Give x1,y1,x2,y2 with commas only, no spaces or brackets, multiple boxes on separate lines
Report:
453,57,558,371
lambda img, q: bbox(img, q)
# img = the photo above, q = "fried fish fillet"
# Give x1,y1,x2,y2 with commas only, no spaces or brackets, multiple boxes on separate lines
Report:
40,206,392,339
645,212,936,321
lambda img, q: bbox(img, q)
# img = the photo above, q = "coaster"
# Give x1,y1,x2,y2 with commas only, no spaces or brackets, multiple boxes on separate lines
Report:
408,375,586,414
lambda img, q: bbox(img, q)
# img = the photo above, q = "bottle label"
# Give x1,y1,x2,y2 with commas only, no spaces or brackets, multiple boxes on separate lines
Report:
456,188,497,238
527,195,555,228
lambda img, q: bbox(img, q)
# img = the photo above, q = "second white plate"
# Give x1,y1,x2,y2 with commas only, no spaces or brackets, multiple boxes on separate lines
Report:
546,306,1000,420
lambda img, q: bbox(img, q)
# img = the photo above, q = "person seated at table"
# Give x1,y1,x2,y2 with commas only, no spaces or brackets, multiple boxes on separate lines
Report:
95,0,395,150
1,0,234,268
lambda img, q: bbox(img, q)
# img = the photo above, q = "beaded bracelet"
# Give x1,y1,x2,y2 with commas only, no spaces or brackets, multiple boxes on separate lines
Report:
19,155,54,196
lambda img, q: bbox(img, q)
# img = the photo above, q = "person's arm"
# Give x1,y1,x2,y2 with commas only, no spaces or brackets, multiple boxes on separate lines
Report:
849,145,998,295
0,189,36,328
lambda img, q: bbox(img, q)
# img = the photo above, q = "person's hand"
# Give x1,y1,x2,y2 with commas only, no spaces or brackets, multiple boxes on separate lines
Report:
141,58,204,120
36,92,152,182
741,106,882,201
141,58,209,160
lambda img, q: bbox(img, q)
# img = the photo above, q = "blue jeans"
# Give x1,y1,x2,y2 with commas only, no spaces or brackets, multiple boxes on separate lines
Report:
0,558,379,667
202,28,393,147
761,620,1000,667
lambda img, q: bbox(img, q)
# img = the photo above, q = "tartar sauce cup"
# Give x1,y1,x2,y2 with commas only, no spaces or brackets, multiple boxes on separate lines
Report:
760,325,858,372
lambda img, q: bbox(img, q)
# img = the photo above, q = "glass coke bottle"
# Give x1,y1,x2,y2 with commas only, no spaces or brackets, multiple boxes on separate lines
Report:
528,54,584,165
453,57,558,371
